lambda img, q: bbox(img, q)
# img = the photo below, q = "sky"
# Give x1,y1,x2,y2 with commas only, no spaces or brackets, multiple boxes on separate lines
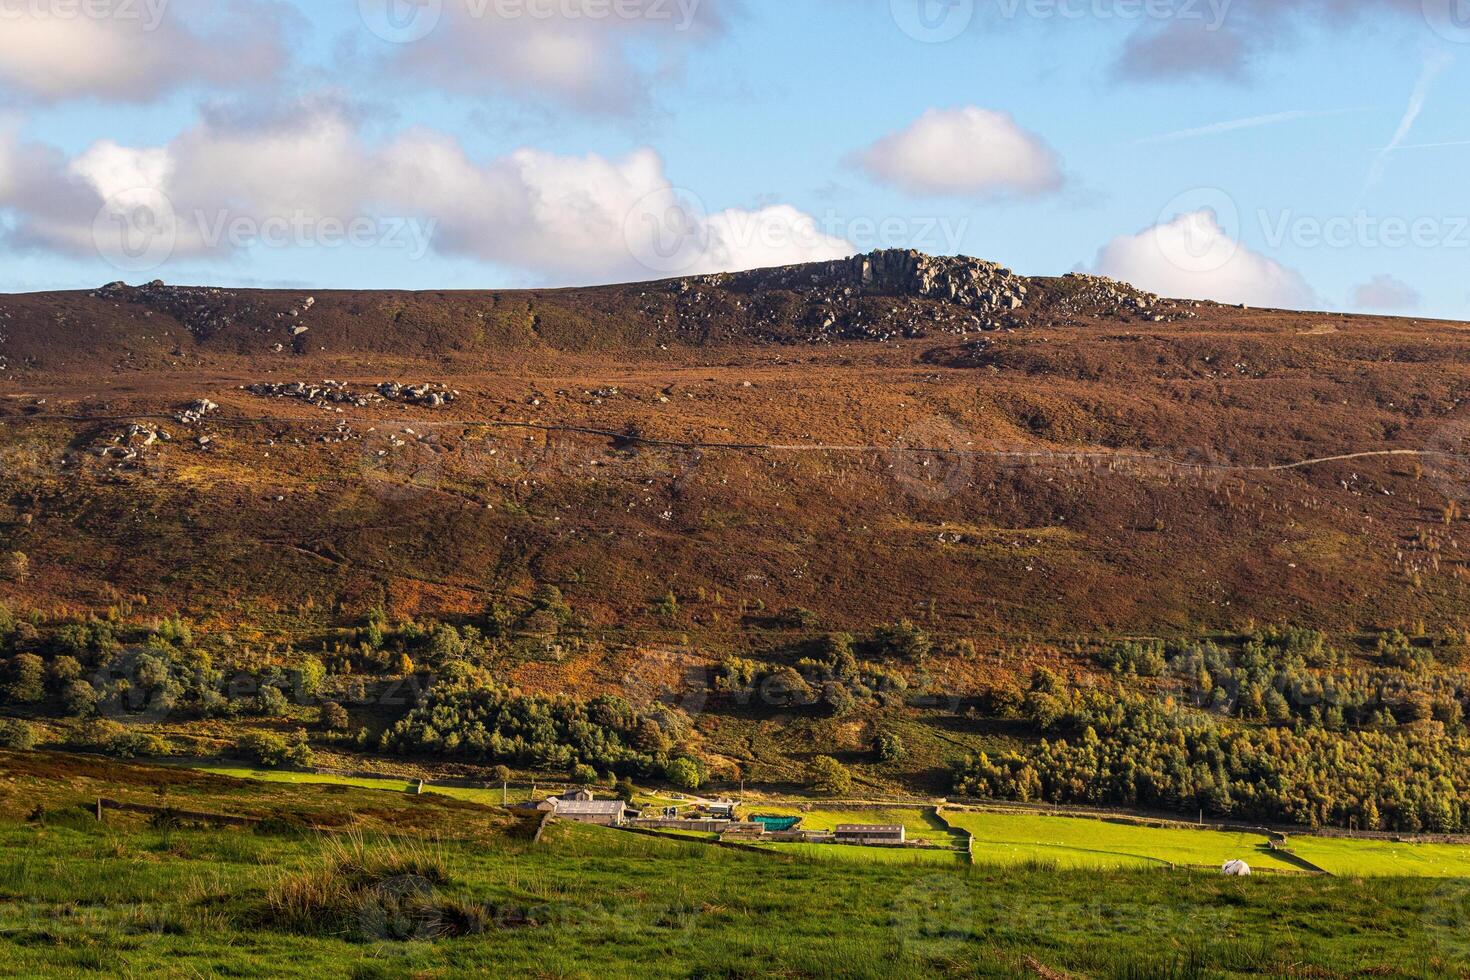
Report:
0,0,1468,318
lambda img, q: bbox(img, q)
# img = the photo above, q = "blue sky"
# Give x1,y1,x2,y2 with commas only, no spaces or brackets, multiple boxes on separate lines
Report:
0,0,1467,318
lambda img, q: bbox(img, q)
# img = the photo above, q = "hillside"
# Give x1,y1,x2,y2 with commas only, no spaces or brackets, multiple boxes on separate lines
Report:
0,250,1467,637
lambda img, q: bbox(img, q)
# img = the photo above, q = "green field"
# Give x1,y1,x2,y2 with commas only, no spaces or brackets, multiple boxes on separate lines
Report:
744,804,968,849
2,750,1470,976
942,809,1304,872
1289,835,1470,878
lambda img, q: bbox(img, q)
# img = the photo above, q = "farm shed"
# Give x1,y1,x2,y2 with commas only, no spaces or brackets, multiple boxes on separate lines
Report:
551,798,629,827
834,825,906,846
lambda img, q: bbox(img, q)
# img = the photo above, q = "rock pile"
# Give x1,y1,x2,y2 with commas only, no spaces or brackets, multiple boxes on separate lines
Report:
96,422,171,463
1051,273,1191,322
377,382,458,407
177,399,218,425
92,281,255,339
246,380,458,410
672,249,1031,342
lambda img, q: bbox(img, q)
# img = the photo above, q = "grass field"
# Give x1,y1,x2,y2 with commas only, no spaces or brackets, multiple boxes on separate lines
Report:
941,809,1305,873
3,751,1470,976
743,805,968,850
192,765,543,805
1290,836,1470,878
755,841,968,866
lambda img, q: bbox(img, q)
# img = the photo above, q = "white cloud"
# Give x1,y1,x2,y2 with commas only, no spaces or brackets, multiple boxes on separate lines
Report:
367,0,732,114
0,104,853,283
1352,274,1421,312
854,107,1063,199
1090,209,1317,309
0,0,294,104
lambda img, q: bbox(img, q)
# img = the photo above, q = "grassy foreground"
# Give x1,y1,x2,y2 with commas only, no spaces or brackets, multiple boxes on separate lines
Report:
0,816,1468,977
0,753,1466,976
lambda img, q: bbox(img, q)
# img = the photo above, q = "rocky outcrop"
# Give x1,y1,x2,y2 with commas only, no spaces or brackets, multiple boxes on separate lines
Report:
245,380,458,410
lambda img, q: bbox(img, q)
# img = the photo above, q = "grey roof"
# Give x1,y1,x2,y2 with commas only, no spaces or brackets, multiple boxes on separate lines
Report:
552,799,627,816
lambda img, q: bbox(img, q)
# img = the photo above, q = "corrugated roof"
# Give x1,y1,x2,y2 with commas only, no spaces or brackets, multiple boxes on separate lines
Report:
553,799,626,816
834,824,904,833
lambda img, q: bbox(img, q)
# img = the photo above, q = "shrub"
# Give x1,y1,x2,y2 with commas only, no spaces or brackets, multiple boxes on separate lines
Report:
875,731,905,763
1,552,28,583
0,718,36,750
236,732,292,767
265,835,464,941
809,755,852,796
106,731,171,759
3,654,45,704
255,685,290,718
61,679,99,718
319,701,350,731
874,621,931,663
665,757,701,791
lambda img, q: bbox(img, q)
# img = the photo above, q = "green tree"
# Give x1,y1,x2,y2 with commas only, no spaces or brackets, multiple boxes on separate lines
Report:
810,755,852,796
319,701,350,731
4,654,45,704
61,679,98,718
874,621,931,663
665,757,702,791
0,718,35,750
875,731,905,763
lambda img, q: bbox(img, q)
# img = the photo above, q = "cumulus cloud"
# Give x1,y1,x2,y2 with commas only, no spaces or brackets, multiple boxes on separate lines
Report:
0,0,294,104
1351,274,1421,312
853,107,1063,199
1090,209,1317,309
0,104,852,282
362,0,734,113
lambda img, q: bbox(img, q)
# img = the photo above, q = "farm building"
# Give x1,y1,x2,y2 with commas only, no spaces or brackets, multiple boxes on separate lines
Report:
546,798,629,827
834,825,906,846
